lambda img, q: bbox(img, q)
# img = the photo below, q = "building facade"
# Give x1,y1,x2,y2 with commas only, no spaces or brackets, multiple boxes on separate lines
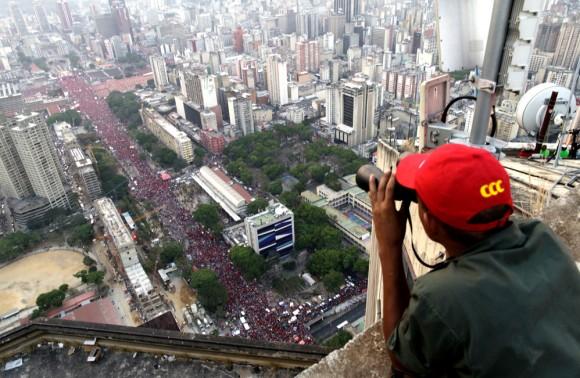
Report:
149,55,169,90
244,202,295,256
140,108,194,162
335,78,378,146
266,54,289,106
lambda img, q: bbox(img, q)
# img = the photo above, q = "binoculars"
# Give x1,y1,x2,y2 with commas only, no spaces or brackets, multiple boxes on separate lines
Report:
355,164,417,203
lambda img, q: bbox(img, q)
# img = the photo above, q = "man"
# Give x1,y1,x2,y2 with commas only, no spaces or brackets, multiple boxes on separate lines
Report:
369,143,580,377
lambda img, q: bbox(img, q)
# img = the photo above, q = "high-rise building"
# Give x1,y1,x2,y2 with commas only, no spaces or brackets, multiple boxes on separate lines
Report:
111,35,129,60
95,13,119,38
335,78,378,146
244,202,295,256
266,54,289,106
9,2,28,35
57,0,74,31
552,22,580,70
233,26,244,53
7,113,70,209
0,126,33,199
68,148,102,201
228,95,254,136
0,83,25,115
296,40,320,73
109,0,133,38
535,22,561,53
297,12,320,40
180,71,218,108
324,84,340,125
333,0,360,23
326,13,346,39
33,1,51,33
149,55,169,90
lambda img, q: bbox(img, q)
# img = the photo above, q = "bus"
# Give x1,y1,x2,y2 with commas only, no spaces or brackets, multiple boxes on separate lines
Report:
336,320,349,329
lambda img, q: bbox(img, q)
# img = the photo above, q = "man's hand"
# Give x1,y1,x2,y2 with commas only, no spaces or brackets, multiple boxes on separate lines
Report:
369,171,410,256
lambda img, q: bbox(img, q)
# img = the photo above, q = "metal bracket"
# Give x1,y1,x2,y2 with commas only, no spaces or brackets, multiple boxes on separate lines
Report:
468,72,497,94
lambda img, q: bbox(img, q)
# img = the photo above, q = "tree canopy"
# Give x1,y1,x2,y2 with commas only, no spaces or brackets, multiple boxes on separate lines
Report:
69,223,94,247
324,330,353,350
247,197,268,215
193,204,223,234
106,91,141,128
46,110,82,126
190,269,228,313
92,147,129,200
0,231,41,263
306,246,368,292
159,241,183,265
36,286,68,311
294,204,342,252
74,269,105,285
230,246,266,280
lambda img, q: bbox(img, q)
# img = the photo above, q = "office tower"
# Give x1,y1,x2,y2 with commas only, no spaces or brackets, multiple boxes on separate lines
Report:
0,126,33,199
9,2,28,35
110,0,133,38
326,13,346,39
535,22,561,53
57,0,74,31
335,78,378,146
333,0,360,23
180,72,218,108
149,55,169,90
411,31,422,54
552,22,580,70
329,59,342,83
228,95,254,136
233,26,244,53
0,83,25,115
324,84,340,125
69,148,102,201
95,13,119,38
297,12,320,40
7,113,70,209
266,54,289,106
296,40,320,73
33,1,51,33
111,35,129,60
244,202,295,256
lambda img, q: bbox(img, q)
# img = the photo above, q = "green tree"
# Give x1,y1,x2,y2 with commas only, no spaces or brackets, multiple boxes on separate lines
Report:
36,288,66,311
279,191,301,209
190,269,228,313
230,246,266,280
0,231,41,263
159,241,183,265
268,180,283,195
74,269,105,285
322,270,344,293
324,330,353,350
193,204,223,234
69,223,94,247
83,256,96,266
354,258,369,275
247,197,268,215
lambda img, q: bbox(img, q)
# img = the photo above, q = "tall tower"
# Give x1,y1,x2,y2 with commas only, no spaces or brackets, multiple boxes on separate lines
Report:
229,95,255,136
9,2,28,35
266,54,289,106
552,22,580,70
149,55,169,90
335,78,378,146
7,113,70,209
109,0,133,40
57,0,74,31
0,125,33,199
33,1,51,33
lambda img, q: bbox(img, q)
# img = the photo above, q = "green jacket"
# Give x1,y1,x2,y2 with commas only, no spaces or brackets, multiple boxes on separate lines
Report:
389,220,580,377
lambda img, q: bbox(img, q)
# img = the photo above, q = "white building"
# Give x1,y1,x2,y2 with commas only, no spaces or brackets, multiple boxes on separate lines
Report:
141,108,194,162
244,202,294,256
335,78,378,146
8,113,70,209
266,54,289,106
149,55,169,90
94,197,153,297
192,166,253,222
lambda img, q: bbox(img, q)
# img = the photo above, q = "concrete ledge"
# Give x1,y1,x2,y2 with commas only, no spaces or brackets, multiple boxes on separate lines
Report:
297,321,391,378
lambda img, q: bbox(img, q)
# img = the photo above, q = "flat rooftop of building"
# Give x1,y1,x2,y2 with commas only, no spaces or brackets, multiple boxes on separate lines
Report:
62,297,123,326
322,206,370,240
3,341,301,378
245,203,292,228
210,167,253,203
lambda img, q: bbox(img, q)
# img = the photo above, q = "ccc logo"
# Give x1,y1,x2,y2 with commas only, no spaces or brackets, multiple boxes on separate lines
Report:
480,180,505,198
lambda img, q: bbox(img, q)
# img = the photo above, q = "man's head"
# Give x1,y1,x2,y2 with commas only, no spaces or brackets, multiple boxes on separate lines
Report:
396,144,513,255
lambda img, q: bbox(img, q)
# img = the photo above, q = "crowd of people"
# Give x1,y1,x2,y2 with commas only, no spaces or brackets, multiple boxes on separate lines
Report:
60,75,367,344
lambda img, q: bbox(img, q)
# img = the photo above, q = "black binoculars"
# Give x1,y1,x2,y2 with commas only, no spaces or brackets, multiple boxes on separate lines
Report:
355,164,417,203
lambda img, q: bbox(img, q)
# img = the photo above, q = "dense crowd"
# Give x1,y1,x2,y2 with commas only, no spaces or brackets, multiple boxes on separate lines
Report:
60,75,367,343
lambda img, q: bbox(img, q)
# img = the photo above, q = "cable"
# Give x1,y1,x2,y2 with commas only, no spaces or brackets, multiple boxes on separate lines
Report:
407,217,441,269
441,96,498,139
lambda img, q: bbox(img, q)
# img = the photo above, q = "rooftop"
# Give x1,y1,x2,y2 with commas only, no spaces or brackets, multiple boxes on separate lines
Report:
245,202,293,228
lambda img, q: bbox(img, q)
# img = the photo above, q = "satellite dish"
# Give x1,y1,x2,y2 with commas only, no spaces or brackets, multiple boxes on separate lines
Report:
515,83,576,135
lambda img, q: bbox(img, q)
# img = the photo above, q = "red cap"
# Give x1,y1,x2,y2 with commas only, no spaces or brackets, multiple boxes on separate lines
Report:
396,144,513,232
